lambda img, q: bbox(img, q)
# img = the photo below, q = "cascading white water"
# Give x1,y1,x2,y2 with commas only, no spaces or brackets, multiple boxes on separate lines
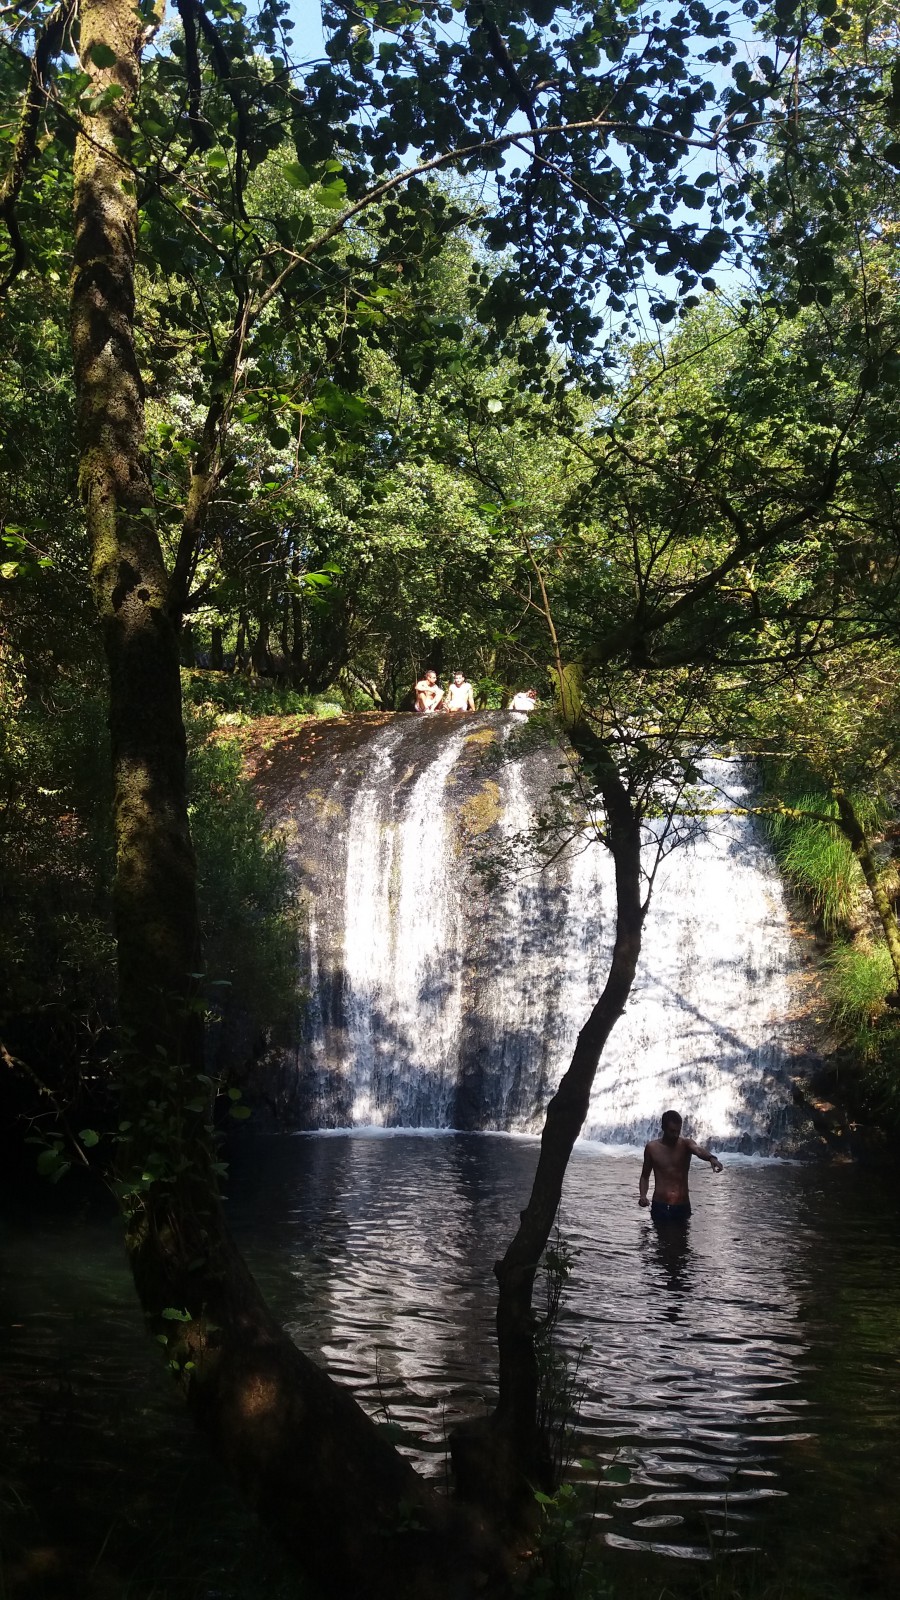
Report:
276,714,809,1150
341,722,470,1125
579,759,799,1145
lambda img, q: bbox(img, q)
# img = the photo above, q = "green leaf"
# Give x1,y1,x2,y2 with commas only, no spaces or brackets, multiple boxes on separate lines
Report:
602,1463,631,1484
161,1306,192,1322
79,1129,100,1148
206,148,229,172
90,42,118,68
316,179,347,209
229,1104,252,1120
283,160,312,189
36,1148,63,1176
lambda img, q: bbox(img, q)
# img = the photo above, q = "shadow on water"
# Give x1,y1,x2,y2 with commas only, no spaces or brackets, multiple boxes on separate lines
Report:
0,1210,301,1600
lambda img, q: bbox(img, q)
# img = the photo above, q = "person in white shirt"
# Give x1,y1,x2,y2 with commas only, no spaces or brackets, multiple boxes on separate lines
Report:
508,687,537,712
444,671,475,712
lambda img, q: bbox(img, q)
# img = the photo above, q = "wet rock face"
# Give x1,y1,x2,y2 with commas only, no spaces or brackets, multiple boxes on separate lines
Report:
255,714,813,1151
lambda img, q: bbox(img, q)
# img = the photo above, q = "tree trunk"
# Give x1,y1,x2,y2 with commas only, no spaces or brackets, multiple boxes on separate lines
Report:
68,10,511,1596
249,616,270,676
834,790,900,993
181,619,196,667
72,0,202,1075
209,624,224,672
234,609,248,670
451,727,645,1524
289,552,305,676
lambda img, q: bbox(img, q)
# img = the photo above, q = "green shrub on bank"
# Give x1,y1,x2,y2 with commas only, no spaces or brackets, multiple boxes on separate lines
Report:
1,672,297,1145
187,718,297,1051
761,771,888,937
0,677,115,1042
760,763,900,1131
182,669,343,720
824,942,896,1037
763,791,872,935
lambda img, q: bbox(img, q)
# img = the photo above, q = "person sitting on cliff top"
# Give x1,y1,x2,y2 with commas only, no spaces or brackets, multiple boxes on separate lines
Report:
414,669,444,714
444,671,475,713
638,1110,723,1224
509,687,538,712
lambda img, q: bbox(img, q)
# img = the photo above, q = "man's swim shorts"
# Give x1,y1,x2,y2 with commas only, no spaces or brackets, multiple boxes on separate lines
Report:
650,1200,692,1223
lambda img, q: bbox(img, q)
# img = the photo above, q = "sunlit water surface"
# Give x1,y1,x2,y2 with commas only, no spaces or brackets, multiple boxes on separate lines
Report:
3,1131,900,1595
231,1131,900,1573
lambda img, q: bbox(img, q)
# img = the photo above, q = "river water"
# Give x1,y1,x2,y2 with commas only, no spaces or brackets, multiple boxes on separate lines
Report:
3,1133,899,1597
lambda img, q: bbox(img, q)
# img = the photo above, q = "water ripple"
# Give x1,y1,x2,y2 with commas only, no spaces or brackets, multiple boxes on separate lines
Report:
232,1130,900,1563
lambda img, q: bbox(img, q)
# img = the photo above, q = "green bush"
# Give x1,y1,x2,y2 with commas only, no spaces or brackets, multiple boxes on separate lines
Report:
760,766,900,1131
1,676,297,1138
187,718,297,1059
182,669,343,719
0,677,115,1032
764,796,863,934
825,941,896,1027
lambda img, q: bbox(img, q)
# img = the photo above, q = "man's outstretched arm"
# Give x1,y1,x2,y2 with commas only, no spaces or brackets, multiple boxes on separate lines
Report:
687,1139,723,1174
638,1145,653,1206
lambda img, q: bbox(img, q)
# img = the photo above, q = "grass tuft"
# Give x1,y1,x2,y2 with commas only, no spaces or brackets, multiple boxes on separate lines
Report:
824,941,896,1026
762,783,888,936
823,941,896,1060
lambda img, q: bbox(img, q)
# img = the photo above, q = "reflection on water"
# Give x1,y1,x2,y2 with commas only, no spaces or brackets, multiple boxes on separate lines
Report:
3,1131,900,1594
231,1131,900,1575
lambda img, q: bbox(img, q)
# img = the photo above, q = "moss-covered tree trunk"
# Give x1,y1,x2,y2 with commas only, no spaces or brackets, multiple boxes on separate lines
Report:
72,0,202,1075
69,8,509,1595
834,790,900,994
452,724,645,1524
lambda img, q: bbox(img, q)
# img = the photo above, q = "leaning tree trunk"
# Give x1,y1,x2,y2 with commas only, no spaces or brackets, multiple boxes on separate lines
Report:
451,722,646,1525
834,789,900,994
69,7,510,1596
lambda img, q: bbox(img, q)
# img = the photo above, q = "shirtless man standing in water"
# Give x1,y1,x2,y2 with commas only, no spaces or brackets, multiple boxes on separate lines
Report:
638,1110,723,1222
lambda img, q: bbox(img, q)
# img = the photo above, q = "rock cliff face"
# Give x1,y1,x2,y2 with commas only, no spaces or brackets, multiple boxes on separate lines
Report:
254,712,815,1151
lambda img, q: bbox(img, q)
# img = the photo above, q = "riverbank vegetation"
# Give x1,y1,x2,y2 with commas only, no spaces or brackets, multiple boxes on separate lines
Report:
2,0,900,1595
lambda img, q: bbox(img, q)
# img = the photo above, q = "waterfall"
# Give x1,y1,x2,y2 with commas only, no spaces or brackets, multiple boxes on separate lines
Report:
341,720,469,1125
267,713,808,1151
